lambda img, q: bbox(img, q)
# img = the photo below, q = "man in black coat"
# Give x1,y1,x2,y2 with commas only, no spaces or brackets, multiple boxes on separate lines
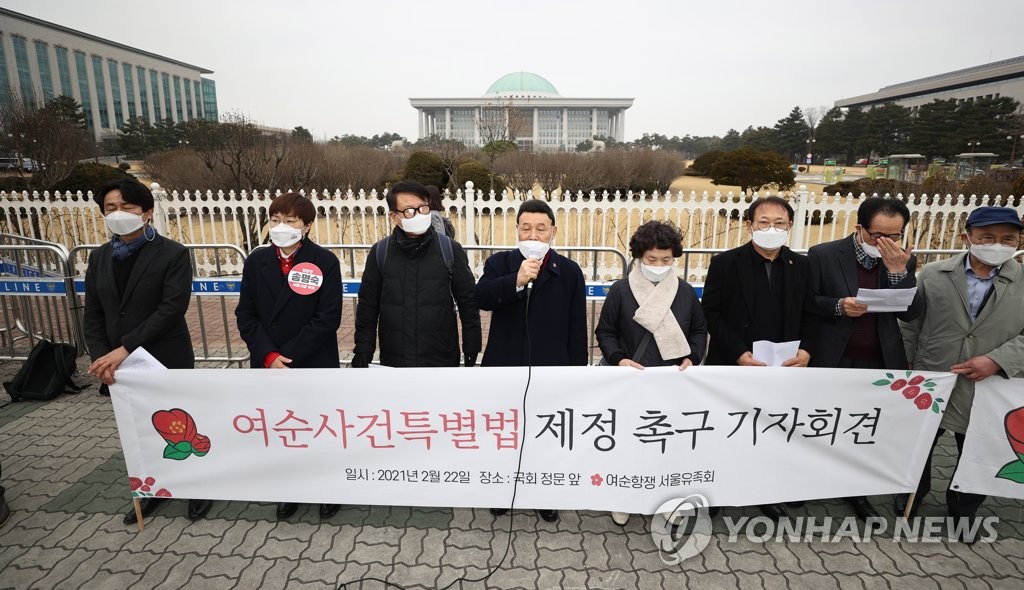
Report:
702,196,815,520
475,200,588,368
84,179,212,524
475,199,587,523
806,196,923,521
352,181,481,368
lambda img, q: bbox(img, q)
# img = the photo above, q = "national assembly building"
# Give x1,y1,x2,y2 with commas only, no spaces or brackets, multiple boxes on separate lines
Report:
410,72,633,151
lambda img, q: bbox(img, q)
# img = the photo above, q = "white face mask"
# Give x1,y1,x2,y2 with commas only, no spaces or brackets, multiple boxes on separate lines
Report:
640,263,674,283
105,210,145,236
518,240,550,260
400,213,433,236
751,228,789,251
269,223,302,248
968,238,1017,267
857,231,882,258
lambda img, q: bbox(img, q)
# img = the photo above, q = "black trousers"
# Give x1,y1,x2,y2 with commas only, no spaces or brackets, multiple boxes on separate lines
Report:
915,429,987,517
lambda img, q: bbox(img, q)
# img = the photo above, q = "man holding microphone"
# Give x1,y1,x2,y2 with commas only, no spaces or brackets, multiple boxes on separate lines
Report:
474,199,588,523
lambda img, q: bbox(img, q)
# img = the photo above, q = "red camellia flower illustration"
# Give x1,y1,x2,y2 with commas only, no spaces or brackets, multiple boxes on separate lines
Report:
128,477,142,491
591,474,604,486
193,434,211,455
914,393,933,411
155,489,172,497
1006,407,1024,456
909,375,925,386
889,379,908,391
903,385,921,399
996,407,1024,484
152,409,197,444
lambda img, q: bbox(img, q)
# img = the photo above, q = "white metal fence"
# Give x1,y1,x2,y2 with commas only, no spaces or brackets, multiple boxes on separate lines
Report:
2,182,1021,280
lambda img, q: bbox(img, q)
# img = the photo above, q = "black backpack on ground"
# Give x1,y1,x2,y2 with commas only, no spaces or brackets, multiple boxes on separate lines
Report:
3,339,81,402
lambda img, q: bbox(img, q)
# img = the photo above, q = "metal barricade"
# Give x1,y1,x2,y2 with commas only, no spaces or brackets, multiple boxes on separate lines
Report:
0,234,83,360
68,243,250,367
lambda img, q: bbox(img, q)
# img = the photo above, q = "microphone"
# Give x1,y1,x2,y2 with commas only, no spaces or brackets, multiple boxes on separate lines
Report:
526,279,534,291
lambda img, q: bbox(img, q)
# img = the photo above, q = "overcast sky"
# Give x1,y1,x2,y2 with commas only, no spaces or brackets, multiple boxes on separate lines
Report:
8,0,1023,141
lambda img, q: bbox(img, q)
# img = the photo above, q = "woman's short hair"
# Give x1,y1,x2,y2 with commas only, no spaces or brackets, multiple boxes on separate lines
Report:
95,179,154,212
269,192,316,224
629,220,683,259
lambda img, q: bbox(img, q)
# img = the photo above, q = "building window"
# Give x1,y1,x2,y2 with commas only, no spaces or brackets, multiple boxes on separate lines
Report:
151,70,161,119
107,59,124,127
173,75,184,121
184,78,193,119
161,73,172,121
74,51,94,130
55,46,72,98
201,78,218,121
137,66,149,122
193,80,201,120
122,63,136,120
34,40,54,101
91,55,110,128
11,35,33,102
0,34,10,105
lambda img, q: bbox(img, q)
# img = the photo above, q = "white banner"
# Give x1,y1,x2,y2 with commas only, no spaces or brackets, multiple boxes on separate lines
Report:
110,365,956,514
950,378,1024,499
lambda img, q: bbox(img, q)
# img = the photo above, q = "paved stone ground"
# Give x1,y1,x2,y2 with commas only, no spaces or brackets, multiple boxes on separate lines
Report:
1,359,1024,590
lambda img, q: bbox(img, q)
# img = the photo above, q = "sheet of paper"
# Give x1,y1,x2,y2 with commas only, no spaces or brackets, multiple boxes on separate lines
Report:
855,287,918,312
752,340,800,367
118,347,168,371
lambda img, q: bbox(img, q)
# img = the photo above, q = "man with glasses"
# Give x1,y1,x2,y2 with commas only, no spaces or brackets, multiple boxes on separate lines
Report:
898,206,1024,539
702,196,817,520
807,196,923,521
352,180,481,368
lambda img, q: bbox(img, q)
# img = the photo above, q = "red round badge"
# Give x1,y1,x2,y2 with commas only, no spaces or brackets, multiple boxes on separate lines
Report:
287,262,323,295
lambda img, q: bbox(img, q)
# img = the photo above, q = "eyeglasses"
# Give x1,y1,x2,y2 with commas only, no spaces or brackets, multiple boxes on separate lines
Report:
863,229,904,241
970,235,1021,247
752,220,792,231
392,204,430,219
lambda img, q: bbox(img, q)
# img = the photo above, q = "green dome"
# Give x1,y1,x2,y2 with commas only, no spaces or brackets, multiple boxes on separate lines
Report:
484,72,559,97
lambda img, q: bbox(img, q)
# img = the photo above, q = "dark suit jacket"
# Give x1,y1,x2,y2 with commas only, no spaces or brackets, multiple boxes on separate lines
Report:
83,234,194,369
475,248,588,366
235,239,342,369
701,242,816,366
806,235,923,369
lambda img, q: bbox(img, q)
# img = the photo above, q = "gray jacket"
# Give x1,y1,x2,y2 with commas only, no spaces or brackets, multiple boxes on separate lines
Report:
900,252,1024,433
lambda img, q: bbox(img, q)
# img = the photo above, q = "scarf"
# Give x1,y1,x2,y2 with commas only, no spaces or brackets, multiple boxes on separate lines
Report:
628,264,691,361
111,226,156,261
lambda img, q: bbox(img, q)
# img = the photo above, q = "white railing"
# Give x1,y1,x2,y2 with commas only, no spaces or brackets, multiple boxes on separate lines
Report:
2,183,1020,279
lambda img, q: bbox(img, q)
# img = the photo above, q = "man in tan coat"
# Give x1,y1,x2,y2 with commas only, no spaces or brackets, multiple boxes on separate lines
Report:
899,206,1024,532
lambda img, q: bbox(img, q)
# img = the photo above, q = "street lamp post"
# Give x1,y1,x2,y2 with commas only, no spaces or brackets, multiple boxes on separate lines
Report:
966,141,981,176
1008,135,1024,166
805,138,816,170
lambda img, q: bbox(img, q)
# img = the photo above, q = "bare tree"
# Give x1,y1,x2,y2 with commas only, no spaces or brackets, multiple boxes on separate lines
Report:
0,92,92,190
803,105,828,133
478,97,530,192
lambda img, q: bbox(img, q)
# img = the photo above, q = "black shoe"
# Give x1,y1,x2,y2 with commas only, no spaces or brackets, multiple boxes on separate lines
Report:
785,501,805,508
276,502,298,519
123,497,165,525
846,496,880,521
187,499,212,521
99,384,110,397
490,508,508,516
759,503,789,520
319,504,340,518
537,509,559,523
0,486,10,527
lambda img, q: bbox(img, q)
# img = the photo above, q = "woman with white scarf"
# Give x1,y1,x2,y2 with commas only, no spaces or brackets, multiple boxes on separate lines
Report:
595,220,707,525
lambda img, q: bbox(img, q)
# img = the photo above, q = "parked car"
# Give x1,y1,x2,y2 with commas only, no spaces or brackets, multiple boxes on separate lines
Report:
20,158,39,172
855,158,869,165
0,157,19,171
